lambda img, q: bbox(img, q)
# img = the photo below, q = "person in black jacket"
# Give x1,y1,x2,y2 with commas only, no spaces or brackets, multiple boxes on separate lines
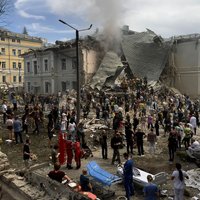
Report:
125,115,134,154
111,132,122,164
135,128,146,156
99,130,108,159
133,114,139,132
23,138,31,168
168,131,177,163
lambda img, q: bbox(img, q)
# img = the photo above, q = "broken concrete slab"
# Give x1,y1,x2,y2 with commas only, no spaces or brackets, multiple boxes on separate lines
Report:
185,168,200,190
121,30,172,81
90,51,124,90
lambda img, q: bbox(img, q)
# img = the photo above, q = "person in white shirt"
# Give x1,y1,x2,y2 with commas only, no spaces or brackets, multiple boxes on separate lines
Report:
188,138,200,154
171,163,189,200
2,101,7,124
60,113,67,132
190,138,200,148
190,114,197,135
68,118,76,142
5,115,14,140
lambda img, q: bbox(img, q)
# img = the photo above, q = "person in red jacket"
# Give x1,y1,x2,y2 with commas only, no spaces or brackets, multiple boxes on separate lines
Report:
74,139,81,169
66,135,73,169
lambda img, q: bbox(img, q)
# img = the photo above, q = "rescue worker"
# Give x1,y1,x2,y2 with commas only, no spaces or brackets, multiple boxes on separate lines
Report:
58,130,66,165
123,153,134,200
66,135,73,169
74,138,81,169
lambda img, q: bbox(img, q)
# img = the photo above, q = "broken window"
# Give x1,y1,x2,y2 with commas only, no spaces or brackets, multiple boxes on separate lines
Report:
72,81,77,90
33,61,37,74
13,62,16,69
2,61,6,69
13,76,16,82
1,48,5,55
44,59,48,72
27,62,30,73
72,58,77,69
61,58,66,70
2,75,6,83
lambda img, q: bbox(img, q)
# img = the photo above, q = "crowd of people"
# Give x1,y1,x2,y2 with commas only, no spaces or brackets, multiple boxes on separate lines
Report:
1,75,199,199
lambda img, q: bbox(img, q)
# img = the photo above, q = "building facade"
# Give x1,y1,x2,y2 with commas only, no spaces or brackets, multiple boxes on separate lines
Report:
172,34,200,98
0,28,45,90
23,41,101,95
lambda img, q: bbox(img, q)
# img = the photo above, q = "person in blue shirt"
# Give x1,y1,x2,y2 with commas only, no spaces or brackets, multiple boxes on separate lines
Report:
143,175,159,200
123,153,134,200
80,169,92,192
13,116,23,144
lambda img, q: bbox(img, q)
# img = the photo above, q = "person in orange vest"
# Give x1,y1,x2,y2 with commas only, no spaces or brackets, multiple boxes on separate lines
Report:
66,134,73,169
74,138,81,169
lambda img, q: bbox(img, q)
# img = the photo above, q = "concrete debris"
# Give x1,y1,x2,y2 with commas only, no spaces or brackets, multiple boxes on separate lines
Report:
90,51,124,90
191,197,199,200
12,179,27,188
0,153,55,200
150,81,182,96
0,151,10,171
185,168,200,190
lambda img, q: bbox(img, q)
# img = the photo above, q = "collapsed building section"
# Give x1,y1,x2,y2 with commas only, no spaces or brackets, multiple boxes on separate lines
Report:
21,25,200,97
90,51,125,90
90,28,173,91
121,30,172,81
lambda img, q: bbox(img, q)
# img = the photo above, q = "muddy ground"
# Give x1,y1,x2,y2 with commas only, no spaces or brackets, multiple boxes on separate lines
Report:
0,113,199,200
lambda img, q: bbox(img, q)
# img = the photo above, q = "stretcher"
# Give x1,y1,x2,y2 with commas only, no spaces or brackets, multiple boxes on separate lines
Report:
87,161,122,186
117,164,167,187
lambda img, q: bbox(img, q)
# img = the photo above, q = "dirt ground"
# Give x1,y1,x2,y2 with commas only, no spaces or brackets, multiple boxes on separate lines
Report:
0,113,199,200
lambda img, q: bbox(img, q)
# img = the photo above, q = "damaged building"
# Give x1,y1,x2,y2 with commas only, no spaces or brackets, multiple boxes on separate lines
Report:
22,39,102,94
90,27,200,98
170,34,200,97
23,26,200,97
90,27,172,91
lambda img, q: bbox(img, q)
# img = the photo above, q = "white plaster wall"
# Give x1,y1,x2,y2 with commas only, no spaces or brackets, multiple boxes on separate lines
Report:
82,49,99,82
24,47,97,95
174,39,200,97
174,40,198,67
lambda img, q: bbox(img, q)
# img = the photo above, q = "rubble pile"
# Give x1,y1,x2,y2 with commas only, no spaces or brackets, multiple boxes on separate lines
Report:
90,51,124,90
0,152,54,200
0,151,9,171
121,30,172,81
185,168,200,190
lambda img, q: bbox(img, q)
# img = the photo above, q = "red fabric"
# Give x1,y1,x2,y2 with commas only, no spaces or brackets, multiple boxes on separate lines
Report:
66,140,73,165
58,131,66,165
84,192,97,200
74,141,81,166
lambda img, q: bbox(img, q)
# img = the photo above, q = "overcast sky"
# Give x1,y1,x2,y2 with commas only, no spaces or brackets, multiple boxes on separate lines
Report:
4,0,200,43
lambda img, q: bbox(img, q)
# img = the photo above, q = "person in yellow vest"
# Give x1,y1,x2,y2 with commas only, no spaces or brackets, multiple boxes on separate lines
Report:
183,124,192,150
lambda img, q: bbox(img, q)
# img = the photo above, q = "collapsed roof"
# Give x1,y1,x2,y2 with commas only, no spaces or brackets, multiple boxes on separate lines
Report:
121,30,172,81
90,29,173,90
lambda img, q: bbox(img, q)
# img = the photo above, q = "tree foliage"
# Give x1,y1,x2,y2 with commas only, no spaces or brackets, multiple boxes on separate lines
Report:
0,0,11,25
23,26,28,35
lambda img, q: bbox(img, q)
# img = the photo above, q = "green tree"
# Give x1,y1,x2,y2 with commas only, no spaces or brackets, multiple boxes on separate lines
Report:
22,26,28,35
